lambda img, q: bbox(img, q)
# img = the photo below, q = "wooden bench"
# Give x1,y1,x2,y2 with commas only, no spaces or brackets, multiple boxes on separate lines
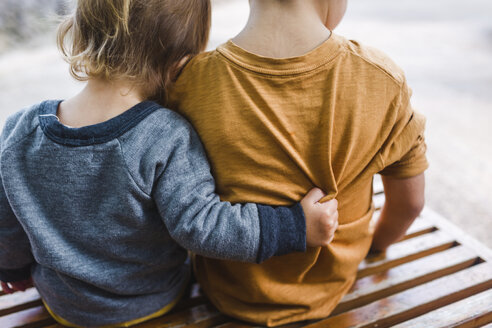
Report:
1,176,491,328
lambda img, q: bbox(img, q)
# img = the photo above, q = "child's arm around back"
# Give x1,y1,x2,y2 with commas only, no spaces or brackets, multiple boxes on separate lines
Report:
149,112,338,263
0,103,338,295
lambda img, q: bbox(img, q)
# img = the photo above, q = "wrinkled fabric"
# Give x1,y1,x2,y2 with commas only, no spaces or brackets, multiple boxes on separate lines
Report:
168,33,428,326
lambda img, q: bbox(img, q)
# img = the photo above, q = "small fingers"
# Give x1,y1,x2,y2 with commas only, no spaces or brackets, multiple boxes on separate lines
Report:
304,188,326,204
327,198,338,211
331,210,339,225
323,212,339,246
318,198,338,214
331,213,339,233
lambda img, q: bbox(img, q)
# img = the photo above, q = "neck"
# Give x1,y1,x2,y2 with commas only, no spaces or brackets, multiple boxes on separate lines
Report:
58,79,144,128
232,0,331,58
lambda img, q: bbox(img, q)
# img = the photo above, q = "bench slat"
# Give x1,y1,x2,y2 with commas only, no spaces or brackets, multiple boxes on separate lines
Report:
391,288,492,328
136,304,219,328
333,246,479,315
357,230,456,278
216,322,310,328
480,323,492,328
167,296,209,315
373,193,385,210
215,323,258,328
303,262,492,328
0,289,42,317
373,175,384,194
0,305,54,328
183,314,230,328
423,208,492,262
399,218,436,242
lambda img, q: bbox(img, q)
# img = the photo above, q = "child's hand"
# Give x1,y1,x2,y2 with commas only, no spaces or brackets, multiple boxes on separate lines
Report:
1,278,33,294
301,188,339,248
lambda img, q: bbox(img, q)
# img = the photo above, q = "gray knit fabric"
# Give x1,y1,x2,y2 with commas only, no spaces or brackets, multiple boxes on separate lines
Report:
0,100,306,327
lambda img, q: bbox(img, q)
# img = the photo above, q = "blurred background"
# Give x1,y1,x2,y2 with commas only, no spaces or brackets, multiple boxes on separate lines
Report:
0,0,491,247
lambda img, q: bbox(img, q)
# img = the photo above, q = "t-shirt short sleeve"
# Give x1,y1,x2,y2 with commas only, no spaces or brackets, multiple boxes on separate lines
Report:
378,82,429,179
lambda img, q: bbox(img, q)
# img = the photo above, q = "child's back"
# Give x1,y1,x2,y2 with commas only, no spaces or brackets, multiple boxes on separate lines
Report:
1,101,200,324
168,1,428,326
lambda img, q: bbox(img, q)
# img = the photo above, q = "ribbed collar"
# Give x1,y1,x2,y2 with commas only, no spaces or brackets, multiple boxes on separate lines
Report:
217,33,342,76
38,100,161,146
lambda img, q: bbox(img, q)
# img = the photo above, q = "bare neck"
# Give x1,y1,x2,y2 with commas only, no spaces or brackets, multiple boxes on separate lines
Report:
232,1,331,58
58,79,144,128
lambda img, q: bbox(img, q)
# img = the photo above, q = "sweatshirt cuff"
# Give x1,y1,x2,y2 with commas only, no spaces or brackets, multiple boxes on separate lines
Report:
255,202,307,263
0,264,32,283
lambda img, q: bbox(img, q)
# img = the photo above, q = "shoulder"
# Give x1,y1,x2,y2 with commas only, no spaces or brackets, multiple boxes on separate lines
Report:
173,50,222,88
184,50,220,71
118,103,203,160
117,104,208,194
1,101,46,151
131,104,197,142
334,34,406,86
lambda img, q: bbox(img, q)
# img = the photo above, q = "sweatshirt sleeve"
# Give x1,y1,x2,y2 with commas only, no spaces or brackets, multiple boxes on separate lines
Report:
152,125,306,263
0,147,34,282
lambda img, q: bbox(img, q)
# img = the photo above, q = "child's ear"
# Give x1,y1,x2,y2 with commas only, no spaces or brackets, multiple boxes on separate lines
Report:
170,56,192,83
325,0,348,30
176,56,192,72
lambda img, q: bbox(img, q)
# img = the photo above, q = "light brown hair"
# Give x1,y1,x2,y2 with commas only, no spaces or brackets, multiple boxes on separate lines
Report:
57,0,211,101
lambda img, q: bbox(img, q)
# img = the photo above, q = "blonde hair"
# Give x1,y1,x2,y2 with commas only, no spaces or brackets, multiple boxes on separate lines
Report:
57,0,211,101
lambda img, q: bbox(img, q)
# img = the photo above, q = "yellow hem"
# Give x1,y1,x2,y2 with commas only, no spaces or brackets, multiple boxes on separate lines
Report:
43,287,185,328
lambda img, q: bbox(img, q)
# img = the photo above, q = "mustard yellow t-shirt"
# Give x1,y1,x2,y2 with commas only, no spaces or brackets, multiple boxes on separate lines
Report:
168,34,428,327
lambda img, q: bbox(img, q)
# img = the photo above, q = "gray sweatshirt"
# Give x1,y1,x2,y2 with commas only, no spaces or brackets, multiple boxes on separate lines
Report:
0,100,306,327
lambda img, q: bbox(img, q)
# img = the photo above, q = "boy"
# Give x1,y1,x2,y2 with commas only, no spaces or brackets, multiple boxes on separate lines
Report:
168,0,427,326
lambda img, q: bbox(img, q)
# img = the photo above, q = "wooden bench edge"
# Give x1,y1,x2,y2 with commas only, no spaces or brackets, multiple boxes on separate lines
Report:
422,207,492,262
